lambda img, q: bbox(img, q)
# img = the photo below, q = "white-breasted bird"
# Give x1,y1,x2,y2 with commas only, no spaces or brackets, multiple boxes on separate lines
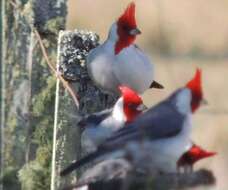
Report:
86,2,163,95
79,85,146,152
60,69,204,176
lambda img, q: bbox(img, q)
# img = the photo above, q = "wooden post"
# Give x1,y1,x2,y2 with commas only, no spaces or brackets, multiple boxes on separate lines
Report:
0,1,6,190
53,30,116,189
1,0,67,189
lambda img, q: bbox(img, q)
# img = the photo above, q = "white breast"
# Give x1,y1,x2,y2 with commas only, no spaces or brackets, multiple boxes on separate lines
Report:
87,39,154,95
86,43,120,94
81,98,126,152
114,45,154,94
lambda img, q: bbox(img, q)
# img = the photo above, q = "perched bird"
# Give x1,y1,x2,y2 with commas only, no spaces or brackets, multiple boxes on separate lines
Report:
86,2,163,95
79,85,146,152
177,143,216,173
60,69,204,176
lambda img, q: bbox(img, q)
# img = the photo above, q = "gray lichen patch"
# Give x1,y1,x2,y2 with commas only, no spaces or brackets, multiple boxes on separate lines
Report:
58,30,99,82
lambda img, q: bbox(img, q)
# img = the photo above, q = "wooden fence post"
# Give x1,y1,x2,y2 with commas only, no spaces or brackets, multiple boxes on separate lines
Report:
0,1,6,190
1,0,67,189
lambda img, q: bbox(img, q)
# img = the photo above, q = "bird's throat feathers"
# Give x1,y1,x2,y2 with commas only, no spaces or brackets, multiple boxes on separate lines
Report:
112,97,141,124
112,97,127,124
123,105,141,123
115,35,136,55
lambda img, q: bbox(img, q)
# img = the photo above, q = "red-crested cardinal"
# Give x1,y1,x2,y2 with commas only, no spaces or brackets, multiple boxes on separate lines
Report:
177,143,216,173
60,69,205,176
86,2,163,95
79,85,146,152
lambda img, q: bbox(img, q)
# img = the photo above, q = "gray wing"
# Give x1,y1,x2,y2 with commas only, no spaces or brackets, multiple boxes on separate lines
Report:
100,90,186,150
78,108,113,130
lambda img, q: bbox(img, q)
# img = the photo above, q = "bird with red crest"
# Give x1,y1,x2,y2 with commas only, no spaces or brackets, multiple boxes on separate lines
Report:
86,2,163,97
177,143,216,173
186,68,206,112
60,69,209,176
78,85,146,152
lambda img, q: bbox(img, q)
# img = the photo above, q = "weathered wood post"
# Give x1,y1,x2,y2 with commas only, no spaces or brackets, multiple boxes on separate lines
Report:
53,30,116,189
0,1,6,190
1,0,67,189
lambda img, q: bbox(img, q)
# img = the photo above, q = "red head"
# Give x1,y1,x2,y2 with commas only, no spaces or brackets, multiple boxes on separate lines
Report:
115,2,141,54
186,68,203,113
178,144,216,167
188,144,217,163
119,85,145,123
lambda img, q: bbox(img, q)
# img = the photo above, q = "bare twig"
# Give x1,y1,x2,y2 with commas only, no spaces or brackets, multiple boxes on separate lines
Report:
9,0,80,109
34,29,80,108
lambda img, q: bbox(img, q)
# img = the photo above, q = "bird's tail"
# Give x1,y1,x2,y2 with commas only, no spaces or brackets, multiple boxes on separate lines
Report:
150,81,164,89
60,150,104,176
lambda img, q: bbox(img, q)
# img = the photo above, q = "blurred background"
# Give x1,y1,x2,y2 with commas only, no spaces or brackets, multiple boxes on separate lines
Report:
67,0,228,189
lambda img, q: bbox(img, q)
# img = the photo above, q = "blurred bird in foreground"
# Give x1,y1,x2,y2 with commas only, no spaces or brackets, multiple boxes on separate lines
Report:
66,158,132,190
60,69,205,176
79,86,146,152
63,146,216,190
86,2,163,96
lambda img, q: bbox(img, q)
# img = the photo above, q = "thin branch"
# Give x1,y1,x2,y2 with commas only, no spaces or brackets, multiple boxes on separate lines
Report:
34,29,80,108
9,0,80,109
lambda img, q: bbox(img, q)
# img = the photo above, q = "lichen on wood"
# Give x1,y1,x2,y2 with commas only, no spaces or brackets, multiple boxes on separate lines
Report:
0,1,5,189
1,0,67,189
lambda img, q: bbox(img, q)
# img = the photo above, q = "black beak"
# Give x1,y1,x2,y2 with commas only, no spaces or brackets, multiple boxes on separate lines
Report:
129,28,141,36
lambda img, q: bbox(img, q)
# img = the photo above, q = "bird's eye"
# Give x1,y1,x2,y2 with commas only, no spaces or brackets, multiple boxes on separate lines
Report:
127,103,137,109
